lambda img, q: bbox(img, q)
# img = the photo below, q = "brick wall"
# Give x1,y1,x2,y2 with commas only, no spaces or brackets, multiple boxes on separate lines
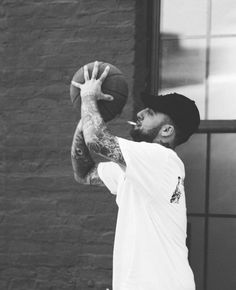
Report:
0,0,137,289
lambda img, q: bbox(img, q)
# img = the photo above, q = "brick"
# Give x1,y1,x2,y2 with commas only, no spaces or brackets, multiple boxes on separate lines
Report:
8,278,36,290
0,266,35,278
81,243,113,256
4,133,58,148
56,193,116,217
9,252,76,267
0,280,8,290
1,0,136,288
78,254,112,271
30,226,83,243
77,268,112,287
0,198,27,213
81,214,117,233
97,231,115,245
34,280,76,290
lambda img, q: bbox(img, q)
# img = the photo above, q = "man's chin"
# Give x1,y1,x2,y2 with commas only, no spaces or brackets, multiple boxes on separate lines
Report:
130,128,153,143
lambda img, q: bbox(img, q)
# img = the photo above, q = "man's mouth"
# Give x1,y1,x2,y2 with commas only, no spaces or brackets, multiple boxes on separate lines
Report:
127,119,142,128
136,119,142,127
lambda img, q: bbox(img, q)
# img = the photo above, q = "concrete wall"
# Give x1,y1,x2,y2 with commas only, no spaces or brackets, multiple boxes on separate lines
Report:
0,0,138,289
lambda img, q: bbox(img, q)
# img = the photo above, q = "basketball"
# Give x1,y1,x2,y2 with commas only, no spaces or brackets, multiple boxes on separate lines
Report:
70,62,128,122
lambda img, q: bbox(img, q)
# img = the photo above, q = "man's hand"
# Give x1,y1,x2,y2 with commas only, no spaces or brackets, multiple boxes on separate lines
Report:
71,62,126,168
71,61,113,101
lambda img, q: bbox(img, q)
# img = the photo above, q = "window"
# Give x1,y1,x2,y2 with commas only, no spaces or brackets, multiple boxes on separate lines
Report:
146,1,236,290
150,0,236,119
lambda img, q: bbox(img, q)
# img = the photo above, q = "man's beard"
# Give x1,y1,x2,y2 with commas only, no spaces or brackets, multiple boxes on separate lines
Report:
130,126,161,143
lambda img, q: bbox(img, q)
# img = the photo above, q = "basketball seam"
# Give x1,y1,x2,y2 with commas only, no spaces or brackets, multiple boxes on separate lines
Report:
105,73,125,78
71,89,127,103
103,88,128,99
98,102,123,122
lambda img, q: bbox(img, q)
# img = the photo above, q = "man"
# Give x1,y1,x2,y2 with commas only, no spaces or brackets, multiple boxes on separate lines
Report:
71,61,200,290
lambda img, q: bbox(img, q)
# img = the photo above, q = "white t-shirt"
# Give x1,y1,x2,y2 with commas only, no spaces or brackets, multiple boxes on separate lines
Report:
97,137,195,290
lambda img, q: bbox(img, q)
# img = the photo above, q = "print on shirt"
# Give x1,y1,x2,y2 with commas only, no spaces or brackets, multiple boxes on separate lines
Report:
170,176,184,204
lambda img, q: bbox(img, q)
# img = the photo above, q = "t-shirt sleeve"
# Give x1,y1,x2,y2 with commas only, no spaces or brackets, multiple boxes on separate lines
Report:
117,137,170,200
117,137,168,171
97,161,125,195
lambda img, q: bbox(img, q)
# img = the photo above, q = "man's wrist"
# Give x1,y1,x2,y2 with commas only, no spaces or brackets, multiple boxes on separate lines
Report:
81,91,98,100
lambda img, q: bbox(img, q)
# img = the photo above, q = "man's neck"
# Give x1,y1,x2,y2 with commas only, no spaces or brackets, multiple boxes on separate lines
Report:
153,138,175,150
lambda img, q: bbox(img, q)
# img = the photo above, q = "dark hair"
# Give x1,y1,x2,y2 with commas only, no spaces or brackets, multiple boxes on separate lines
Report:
172,123,188,146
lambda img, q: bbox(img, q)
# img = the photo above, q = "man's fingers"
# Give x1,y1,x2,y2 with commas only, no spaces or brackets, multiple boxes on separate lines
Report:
91,61,99,79
83,65,90,81
71,80,81,89
99,65,110,82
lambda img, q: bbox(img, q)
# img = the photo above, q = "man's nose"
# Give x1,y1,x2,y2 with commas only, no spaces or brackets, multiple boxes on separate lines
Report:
137,111,142,119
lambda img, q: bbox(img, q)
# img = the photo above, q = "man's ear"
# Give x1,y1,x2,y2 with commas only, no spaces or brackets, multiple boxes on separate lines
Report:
160,124,175,137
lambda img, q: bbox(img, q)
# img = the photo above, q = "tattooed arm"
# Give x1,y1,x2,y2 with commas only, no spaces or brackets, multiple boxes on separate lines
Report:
71,120,105,186
81,96,126,167
72,61,126,167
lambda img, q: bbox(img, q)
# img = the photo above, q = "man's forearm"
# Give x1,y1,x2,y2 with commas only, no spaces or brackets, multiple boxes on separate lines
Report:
71,122,95,183
81,94,126,166
81,94,108,146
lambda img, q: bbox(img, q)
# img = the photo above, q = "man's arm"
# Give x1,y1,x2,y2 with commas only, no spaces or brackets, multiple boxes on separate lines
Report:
74,62,126,167
81,96,126,167
71,121,104,186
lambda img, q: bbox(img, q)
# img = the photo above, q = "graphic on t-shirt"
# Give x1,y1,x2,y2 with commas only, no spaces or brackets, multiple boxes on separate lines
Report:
170,176,184,203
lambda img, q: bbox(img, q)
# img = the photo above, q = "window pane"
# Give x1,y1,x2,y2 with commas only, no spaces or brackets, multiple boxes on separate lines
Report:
187,217,205,290
212,0,236,35
176,134,207,214
208,218,236,290
159,38,206,119
208,37,236,119
209,134,236,214
160,0,207,36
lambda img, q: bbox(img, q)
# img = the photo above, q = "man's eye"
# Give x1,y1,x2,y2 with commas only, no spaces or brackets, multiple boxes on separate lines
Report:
147,108,155,115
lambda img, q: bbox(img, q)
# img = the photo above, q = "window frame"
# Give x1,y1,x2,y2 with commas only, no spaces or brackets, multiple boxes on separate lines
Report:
147,0,236,125
146,2,236,290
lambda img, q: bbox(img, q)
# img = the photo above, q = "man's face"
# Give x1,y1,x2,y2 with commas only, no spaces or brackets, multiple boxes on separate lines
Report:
130,108,168,142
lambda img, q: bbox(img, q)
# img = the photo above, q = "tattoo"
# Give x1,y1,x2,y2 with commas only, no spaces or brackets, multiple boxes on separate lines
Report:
86,165,105,186
81,95,126,167
71,124,104,186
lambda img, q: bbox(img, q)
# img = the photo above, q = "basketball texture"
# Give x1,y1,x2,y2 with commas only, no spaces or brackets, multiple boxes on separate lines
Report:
70,62,128,122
